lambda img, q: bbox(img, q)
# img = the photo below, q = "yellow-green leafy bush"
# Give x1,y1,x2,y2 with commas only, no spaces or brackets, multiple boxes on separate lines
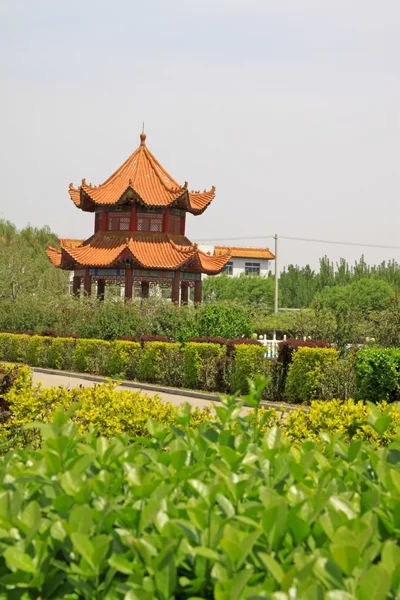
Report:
107,340,141,379
1,380,212,451
73,339,111,374
0,333,30,363
285,347,340,403
285,398,400,445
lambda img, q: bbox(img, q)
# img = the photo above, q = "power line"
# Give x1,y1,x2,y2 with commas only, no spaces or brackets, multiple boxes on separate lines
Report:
196,233,400,251
280,235,400,251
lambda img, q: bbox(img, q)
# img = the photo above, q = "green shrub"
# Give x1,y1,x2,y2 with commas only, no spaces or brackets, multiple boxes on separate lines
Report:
285,347,340,403
73,339,111,375
0,380,400,598
107,340,142,379
138,342,184,387
183,342,225,390
354,347,400,402
315,357,357,400
197,303,252,338
46,337,77,371
0,332,30,363
231,344,269,394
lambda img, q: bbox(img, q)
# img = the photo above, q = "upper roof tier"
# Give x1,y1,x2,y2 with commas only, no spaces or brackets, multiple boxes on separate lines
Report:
69,133,215,215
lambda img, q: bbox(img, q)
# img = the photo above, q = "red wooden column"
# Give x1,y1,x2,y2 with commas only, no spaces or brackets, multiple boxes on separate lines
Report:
130,204,137,231
180,281,189,305
72,275,81,297
101,207,108,231
163,207,170,233
125,268,133,301
171,271,180,304
194,278,202,305
97,279,105,301
83,270,92,296
141,281,149,299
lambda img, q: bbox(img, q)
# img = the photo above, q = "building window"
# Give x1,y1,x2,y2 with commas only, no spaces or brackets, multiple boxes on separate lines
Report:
223,261,233,275
245,262,260,275
168,214,181,234
137,213,163,232
108,212,131,231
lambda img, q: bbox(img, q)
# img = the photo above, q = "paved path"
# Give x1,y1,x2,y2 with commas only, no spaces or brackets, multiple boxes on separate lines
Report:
32,370,221,411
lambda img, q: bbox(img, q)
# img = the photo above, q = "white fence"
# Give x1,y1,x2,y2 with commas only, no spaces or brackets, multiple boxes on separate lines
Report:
258,334,284,358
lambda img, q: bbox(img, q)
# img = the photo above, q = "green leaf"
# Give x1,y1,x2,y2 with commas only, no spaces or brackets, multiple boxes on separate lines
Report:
381,540,400,585
70,532,95,569
192,547,220,561
108,553,134,574
216,493,235,518
328,496,357,520
265,427,281,449
3,547,36,574
259,552,284,584
330,544,360,576
357,564,390,600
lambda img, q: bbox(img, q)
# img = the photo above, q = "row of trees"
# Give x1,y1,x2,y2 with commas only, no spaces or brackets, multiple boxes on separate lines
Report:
203,256,399,309
0,220,69,301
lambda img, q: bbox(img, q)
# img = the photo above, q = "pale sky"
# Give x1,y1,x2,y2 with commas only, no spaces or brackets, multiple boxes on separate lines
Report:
1,0,399,271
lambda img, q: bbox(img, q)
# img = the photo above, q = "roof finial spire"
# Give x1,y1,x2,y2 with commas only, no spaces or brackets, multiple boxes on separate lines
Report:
140,122,146,146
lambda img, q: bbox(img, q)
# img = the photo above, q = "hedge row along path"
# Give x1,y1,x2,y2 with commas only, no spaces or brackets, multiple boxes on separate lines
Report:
30,367,298,412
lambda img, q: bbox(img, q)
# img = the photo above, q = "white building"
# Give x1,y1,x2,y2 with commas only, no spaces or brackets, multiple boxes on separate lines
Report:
199,246,275,277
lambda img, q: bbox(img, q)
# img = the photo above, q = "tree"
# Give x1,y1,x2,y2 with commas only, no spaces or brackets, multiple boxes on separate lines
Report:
313,279,394,313
203,274,274,309
0,220,69,301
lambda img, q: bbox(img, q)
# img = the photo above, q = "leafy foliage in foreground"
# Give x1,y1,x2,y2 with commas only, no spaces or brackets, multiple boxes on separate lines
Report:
0,381,400,598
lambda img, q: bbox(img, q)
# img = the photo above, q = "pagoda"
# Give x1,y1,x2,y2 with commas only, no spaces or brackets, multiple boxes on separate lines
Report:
47,133,230,304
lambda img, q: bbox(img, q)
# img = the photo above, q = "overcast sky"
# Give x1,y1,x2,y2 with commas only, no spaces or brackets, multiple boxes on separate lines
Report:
1,0,399,271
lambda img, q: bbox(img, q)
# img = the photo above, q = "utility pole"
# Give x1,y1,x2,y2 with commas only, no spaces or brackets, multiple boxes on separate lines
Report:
274,233,278,313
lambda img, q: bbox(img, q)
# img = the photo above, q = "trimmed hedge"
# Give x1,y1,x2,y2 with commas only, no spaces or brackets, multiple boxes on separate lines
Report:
0,333,262,395
354,347,400,402
285,347,340,403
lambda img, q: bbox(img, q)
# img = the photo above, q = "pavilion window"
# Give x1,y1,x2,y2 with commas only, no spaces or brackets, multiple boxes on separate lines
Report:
108,212,131,231
168,215,181,234
137,213,163,232
245,262,260,275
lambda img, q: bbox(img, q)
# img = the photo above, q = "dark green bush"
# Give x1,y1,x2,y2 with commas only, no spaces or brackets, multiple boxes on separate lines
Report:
354,347,400,402
183,342,225,391
285,347,340,403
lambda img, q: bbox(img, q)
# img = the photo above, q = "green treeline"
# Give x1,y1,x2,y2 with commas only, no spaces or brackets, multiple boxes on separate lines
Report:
203,255,399,309
0,220,69,300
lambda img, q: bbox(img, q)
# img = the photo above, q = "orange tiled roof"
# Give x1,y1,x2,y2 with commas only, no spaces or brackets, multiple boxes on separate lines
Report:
47,232,230,275
68,133,215,216
59,238,84,248
214,246,275,260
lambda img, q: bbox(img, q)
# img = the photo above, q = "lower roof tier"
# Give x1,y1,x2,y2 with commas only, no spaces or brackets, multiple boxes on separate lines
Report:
47,232,231,275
